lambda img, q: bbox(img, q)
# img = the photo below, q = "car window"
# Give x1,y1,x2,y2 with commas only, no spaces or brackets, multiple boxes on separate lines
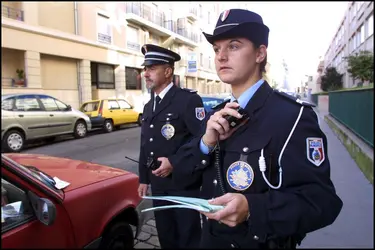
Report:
80,102,99,112
107,100,120,110
118,100,131,109
15,96,42,112
2,97,14,111
54,99,68,110
38,96,59,111
1,178,34,232
202,98,224,110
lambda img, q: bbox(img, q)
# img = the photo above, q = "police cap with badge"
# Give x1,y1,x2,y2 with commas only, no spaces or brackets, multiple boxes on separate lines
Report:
141,44,181,66
202,9,270,47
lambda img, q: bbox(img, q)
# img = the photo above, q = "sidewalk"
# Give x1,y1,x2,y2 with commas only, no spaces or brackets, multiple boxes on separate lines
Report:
299,108,374,248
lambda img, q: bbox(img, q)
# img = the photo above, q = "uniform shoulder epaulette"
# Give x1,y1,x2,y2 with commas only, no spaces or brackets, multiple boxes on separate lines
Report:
212,99,230,110
274,90,315,107
181,88,198,93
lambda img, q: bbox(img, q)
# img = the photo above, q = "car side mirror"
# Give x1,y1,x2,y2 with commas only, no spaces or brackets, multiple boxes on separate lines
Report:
66,105,72,111
28,191,56,226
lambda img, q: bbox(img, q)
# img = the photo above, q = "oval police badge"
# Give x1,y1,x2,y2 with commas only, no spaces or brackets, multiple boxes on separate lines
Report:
226,161,254,191
161,123,175,140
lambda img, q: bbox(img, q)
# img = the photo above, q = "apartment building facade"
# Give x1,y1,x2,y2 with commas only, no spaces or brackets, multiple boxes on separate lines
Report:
1,2,227,110
323,1,373,88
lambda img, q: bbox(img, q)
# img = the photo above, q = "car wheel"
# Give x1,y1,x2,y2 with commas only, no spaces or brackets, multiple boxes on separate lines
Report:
104,119,114,133
100,221,134,249
3,130,25,153
137,114,142,126
73,120,87,139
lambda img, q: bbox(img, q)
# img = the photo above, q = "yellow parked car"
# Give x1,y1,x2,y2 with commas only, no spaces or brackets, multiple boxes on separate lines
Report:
79,99,142,133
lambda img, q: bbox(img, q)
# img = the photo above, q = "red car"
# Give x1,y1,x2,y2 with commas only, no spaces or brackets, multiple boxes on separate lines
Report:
1,153,149,249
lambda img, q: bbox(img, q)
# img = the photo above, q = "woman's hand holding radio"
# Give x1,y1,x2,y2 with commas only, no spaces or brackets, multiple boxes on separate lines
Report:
202,102,247,147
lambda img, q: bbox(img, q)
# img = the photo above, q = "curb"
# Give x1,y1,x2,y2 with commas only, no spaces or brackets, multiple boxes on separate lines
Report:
324,114,373,184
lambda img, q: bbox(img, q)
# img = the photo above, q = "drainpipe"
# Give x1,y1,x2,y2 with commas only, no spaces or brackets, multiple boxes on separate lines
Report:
74,2,83,106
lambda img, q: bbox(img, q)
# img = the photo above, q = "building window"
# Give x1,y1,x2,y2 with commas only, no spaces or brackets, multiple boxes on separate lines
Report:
125,67,142,90
368,15,374,37
127,26,140,51
207,11,210,24
200,53,203,67
91,62,115,89
97,13,112,44
360,25,365,44
352,34,357,50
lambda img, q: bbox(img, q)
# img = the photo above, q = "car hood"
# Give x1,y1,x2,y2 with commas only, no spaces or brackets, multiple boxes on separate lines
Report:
6,154,131,192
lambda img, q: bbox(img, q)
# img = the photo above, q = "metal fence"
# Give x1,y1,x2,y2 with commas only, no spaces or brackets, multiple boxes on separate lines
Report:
125,2,165,27
329,88,374,147
2,5,24,21
125,2,198,44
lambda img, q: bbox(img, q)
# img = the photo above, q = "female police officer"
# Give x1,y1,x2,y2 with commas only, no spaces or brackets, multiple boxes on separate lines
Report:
172,9,343,248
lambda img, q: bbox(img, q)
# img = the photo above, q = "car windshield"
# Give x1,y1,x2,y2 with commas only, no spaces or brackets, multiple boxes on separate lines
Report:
1,155,58,191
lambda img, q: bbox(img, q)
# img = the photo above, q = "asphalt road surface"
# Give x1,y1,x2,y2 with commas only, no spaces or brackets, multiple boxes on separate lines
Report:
22,120,373,248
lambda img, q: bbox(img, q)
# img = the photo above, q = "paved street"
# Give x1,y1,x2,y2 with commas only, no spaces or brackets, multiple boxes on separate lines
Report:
23,116,373,248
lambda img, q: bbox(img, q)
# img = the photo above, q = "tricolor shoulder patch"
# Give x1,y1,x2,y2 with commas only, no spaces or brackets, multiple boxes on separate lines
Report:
306,137,325,167
195,107,205,121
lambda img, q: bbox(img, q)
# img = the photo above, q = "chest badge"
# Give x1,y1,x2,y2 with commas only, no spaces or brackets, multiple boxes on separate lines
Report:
161,123,175,140
226,161,254,191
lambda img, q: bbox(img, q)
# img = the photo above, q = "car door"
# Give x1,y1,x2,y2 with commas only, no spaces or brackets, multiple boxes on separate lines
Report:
1,164,75,248
106,100,123,125
37,95,75,135
12,95,51,140
117,99,138,123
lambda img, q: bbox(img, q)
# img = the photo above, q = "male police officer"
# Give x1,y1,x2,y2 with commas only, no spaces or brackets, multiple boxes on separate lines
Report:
137,44,204,248
172,9,343,248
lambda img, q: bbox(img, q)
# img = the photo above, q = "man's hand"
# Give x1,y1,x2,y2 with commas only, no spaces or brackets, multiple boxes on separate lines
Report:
138,183,149,197
152,157,173,177
201,193,249,227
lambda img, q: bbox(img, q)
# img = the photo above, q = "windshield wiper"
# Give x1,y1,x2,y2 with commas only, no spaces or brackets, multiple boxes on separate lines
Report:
25,166,56,187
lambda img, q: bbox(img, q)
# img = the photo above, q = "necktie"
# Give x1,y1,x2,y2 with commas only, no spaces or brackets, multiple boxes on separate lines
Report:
154,96,161,112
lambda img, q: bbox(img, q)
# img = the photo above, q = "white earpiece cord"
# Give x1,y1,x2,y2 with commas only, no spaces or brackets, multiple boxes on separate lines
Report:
259,106,305,189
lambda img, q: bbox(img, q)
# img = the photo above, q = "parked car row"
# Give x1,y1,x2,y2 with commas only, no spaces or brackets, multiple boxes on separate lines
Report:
1,94,143,153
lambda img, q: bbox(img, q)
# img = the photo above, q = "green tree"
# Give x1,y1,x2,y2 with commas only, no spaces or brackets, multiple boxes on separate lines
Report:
321,67,343,91
345,50,374,85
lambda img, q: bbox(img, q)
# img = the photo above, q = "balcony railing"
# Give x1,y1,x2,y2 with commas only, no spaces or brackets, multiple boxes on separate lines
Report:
177,28,198,43
1,5,24,21
164,20,177,33
189,7,198,17
126,2,165,28
187,7,198,21
126,3,197,45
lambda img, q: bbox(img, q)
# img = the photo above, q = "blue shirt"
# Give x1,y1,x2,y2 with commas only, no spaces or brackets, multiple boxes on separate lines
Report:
199,79,265,154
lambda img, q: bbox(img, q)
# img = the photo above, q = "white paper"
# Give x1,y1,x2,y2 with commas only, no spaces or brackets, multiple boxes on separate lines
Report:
142,196,224,213
1,201,22,222
53,177,70,190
